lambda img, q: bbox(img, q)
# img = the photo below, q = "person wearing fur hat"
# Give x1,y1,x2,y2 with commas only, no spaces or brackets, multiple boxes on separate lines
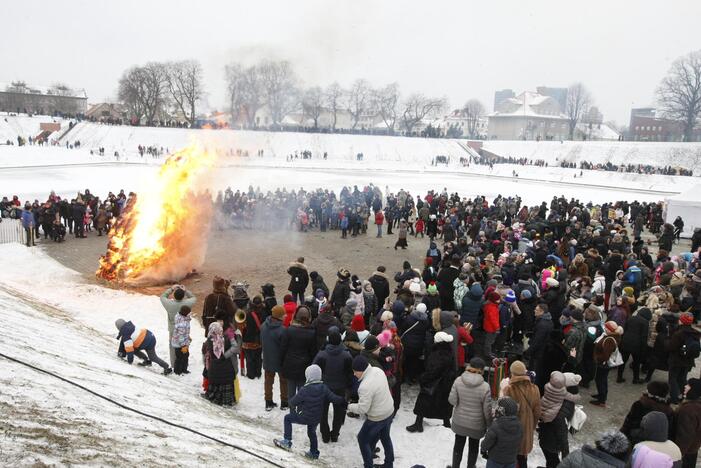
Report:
401,303,430,384
630,411,682,468
621,381,674,445
449,357,493,468
617,307,652,384
313,327,353,443
261,305,289,411
201,276,237,337
559,430,630,468
674,378,701,468
406,331,456,433
280,307,317,401
115,319,172,375
480,397,523,468
591,321,623,407
330,268,352,313
261,283,278,320
287,257,309,305
502,360,541,468
664,312,701,403
273,364,346,460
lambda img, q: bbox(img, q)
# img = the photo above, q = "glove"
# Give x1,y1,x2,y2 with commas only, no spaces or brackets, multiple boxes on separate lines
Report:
181,346,189,354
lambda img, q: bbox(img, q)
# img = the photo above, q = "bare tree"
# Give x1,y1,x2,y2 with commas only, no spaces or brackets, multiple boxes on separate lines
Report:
259,59,299,127
302,86,324,128
565,83,592,139
373,83,400,133
165,60,204,126
462,99,486,138
347,79,372,129
324,82,343,130
118,66,149,123
400,94,446,134
657,50,701,141
225,63,264,128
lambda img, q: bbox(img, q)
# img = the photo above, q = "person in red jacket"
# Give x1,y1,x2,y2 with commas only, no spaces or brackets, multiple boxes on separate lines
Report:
374,210,384,238
482,291,501,359
283,294,298,327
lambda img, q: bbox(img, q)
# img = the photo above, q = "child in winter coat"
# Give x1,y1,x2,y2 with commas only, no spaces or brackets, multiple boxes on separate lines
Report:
274,364,346,460
170,306,192,375
415,218,425,238
481,397,523,468
538,372,581,467
540,371,580,423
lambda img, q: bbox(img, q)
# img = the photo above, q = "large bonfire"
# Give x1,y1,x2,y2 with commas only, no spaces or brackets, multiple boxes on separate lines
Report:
97,145,216,285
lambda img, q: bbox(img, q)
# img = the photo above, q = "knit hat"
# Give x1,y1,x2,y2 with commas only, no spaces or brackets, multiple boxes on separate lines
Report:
640,411,668,443
315,288,326,299
346,298,358,308
510,360,527,376
351,314,366,332
434,331,454,344
378,330,393,347
364,335,380,352
115,318,126,330
680,312,694,326
546,277,559,288
352,355,369,373
495,397,519,417
415,303,427,314
686,378,701,400
646,381,669,399
468,357,486,372
622,286,634,297
380,310,393,322
520,289,532,300
504,290,516,303
271,305,285,320
571,309,584,321
327,327,342,346
595,431,629,459
283,293,294,302
488,291,501,303
295,306,311,324
305,364,322,383
637,307,652,321
427,283,438,295
604,321,622,335
563,372,582,387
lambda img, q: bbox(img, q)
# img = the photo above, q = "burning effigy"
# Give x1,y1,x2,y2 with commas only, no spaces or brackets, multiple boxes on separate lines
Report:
97,145,216,285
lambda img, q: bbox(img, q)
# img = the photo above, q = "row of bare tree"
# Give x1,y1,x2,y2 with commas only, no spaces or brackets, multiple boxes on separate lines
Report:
118,60,203,126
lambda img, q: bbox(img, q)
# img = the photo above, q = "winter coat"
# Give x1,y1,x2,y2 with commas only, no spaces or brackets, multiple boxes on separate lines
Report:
674,399,701,455
171,313,191,348
503,375,541,455
287,261,309,294
242,307,263,347
363,291,378,319
313,343,353,392
460,284,484,328
482,301,500,333
260,316,286,373
202,291,237,337
282,301,297,327
280,323,317,382
594,333,621,366
413,342,456,420
368,272,391,309
401,309,429,356
205,336,237,385
540,371,577,423
437,266,460,310
289,380,346,425
160,287,196,336
526,313,553,364
117,321,156,364
559,445,626,468
621,393,674,445
330,279,351,311
347,365,394,422
620,311,651,355
665,325,701,369
311,274,330,298
21,209,34,228
311,312,343,350
481,415,523,465
449,370,493,439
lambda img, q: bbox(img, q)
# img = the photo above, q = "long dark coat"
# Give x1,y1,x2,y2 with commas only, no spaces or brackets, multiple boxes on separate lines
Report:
413,341,455,420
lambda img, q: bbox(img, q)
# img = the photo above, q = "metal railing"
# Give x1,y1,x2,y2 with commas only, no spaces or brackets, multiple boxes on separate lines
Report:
0,219,27,244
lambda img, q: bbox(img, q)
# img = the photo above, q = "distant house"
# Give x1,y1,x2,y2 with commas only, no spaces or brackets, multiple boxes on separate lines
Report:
86,103,125,121
628,107,701,142
488,91,569,140
0,81,87,116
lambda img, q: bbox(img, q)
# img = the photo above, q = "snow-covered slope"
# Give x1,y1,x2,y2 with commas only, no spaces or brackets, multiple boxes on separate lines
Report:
482,140,701,172
0,113,71,143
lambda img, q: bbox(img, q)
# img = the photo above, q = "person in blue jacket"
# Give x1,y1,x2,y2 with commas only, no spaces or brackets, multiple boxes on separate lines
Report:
274,364,347,460
115,318,172,375
21,203,36,247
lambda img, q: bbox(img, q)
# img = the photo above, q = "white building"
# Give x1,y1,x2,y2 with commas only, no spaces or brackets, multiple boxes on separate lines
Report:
488,91,569,140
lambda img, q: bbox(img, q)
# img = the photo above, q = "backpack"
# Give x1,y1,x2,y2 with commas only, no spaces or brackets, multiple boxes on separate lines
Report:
681,333,701,359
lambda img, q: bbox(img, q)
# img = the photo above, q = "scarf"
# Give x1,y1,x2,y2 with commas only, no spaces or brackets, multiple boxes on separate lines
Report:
208,322,225,359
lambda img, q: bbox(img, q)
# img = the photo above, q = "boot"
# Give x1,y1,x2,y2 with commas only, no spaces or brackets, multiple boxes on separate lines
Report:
265,400,277,412
406,416,424,433
280,401,289,410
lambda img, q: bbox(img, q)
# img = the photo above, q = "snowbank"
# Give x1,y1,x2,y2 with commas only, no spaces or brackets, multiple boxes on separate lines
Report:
0,113,71,143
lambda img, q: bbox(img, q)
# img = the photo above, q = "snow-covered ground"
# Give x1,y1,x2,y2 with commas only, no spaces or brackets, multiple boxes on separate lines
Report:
0,113,72,143
0,243,554,467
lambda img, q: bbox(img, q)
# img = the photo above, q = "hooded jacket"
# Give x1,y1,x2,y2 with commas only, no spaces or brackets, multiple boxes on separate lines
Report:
287,261,309,294
313,343,353,392
401,308,429,355
117,321,156,364
460,283,484,327
289,377,346,425
260,316,286,373
449,370,493,439
631,411,682,468
481,408,523,464
540,371,578,423
368,271,390,309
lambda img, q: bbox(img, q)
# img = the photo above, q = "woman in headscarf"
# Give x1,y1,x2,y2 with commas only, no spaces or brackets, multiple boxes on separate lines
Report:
204,322,238,406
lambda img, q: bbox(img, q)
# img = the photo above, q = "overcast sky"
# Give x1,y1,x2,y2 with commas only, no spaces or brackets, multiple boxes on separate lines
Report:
2,0,699,125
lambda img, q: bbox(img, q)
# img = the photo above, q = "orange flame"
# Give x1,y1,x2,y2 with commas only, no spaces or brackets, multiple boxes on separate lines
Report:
97,145,216,285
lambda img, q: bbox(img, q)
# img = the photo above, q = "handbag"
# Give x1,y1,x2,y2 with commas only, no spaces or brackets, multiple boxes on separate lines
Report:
568,405,587,432
607,346,624,368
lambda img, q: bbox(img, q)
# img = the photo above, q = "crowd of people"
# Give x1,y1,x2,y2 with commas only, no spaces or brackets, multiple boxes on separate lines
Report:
101,184,701,468
565,160,693,177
